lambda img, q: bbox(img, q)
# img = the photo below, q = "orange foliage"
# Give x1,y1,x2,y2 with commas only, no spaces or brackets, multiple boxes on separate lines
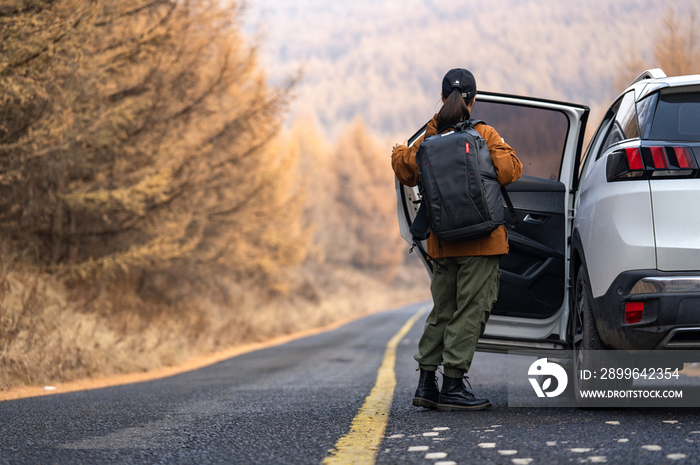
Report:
282,116,405,282
616,6,700,91
329,118,404,277
0,0,306,283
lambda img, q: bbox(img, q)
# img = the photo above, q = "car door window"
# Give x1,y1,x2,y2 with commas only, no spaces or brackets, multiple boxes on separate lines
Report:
471,101,568,181
601,91,639,153
636,93,659,139
579,111,614,182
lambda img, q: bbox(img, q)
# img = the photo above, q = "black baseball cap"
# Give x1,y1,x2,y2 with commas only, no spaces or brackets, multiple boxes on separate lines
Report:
441,68,477,100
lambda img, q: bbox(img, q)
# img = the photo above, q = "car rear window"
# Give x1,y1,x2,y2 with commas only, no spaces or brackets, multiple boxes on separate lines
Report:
649,91,700,141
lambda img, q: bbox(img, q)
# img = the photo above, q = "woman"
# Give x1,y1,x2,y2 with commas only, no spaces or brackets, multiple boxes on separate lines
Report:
391,68,522,411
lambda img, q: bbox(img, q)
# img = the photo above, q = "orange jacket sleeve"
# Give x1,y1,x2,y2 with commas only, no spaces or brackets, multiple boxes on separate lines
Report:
391,115,438,187
477,124,523,186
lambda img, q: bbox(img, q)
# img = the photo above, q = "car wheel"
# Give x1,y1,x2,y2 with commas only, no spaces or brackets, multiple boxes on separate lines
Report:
572,264,631,404
573,264,604,348
572,264,601,399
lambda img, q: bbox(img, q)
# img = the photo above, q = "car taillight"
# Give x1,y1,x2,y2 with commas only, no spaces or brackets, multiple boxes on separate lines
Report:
650,147,669,169
626,147,644,170
606,147,645,181
607,145,698,181
624,301,644,324
647,146,697,177
672,147,694,169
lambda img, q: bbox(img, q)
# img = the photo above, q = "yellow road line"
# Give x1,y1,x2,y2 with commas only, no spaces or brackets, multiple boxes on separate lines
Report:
323,307,427,465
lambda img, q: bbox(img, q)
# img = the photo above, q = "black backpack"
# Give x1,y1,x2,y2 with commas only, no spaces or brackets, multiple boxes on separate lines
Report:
410,119,516,247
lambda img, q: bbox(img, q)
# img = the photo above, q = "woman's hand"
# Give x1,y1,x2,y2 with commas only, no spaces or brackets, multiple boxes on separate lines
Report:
392,140,408,152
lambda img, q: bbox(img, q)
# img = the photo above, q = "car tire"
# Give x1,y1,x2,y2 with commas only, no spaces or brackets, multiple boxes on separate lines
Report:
572,264,631,404
573,264,604,351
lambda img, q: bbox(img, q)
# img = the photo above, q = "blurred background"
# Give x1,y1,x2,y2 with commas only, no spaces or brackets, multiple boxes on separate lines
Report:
1,0,698,390
247,0,699,139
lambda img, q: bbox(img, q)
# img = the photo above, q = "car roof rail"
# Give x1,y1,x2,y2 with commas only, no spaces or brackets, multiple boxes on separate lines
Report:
630,68,667,85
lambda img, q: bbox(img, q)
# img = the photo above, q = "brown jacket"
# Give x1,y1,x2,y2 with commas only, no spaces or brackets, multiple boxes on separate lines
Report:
392,114,523,258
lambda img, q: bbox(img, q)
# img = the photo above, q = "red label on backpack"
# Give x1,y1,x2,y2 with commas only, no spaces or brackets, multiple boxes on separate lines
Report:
465,143,470,154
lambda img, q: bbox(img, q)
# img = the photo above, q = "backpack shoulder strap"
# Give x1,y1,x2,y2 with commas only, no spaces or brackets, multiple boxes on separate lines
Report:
457,119,485,131
435,124,457,134
409,202,430,241
501,186,520,225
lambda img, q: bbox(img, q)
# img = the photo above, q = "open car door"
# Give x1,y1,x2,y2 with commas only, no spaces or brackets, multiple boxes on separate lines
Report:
396,92,589,352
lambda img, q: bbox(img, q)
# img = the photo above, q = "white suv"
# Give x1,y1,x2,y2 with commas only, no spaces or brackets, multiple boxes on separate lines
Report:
396,69,700,360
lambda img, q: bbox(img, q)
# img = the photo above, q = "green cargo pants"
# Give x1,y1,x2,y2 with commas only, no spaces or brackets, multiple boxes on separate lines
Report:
414,255,500,379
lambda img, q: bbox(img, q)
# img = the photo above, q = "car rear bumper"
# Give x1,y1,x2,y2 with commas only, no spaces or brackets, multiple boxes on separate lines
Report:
591,270,700,350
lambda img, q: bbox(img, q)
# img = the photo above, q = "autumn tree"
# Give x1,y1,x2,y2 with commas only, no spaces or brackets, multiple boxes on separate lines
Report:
0,0,306,281
616,5,700,91
324,118,404,279
281,116,406,281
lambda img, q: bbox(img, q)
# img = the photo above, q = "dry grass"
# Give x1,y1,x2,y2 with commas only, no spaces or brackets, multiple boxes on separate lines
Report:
0,247,429,391
0,257,193,388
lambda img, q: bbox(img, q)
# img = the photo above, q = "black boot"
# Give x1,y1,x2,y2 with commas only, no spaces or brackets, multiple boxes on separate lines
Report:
437,375,491,411
412,369,440,409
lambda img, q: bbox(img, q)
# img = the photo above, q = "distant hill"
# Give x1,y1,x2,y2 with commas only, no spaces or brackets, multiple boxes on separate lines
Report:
247,0,696,139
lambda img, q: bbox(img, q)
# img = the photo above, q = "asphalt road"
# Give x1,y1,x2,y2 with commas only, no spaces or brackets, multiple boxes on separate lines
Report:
1,302,699,464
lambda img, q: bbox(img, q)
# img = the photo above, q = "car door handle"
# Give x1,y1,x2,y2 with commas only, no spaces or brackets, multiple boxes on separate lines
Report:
522,213,550,225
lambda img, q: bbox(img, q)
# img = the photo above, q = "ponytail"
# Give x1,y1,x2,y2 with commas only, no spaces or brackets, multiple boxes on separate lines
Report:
436,89,471,132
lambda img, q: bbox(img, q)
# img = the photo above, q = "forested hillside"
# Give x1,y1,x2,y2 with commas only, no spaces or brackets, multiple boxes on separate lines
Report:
248,0,698,138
